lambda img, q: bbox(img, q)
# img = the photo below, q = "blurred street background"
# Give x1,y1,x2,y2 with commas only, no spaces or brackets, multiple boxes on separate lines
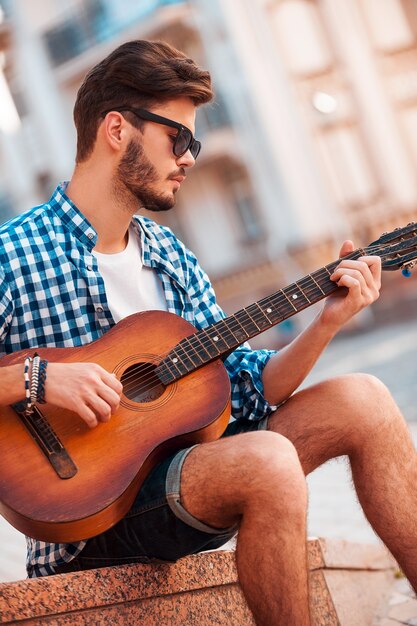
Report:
0,0,416,582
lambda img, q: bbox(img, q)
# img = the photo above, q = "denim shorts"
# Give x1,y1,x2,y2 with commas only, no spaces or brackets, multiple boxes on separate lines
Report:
53,416,268,574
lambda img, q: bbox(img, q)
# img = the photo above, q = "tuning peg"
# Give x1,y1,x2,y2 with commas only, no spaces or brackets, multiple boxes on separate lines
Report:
401,260,416,277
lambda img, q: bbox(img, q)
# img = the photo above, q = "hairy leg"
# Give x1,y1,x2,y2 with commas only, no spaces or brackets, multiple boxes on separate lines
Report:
180,431,310,626
268,373,417,591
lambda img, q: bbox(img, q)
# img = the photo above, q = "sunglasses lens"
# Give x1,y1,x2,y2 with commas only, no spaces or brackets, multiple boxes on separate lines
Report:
174,128,192,157
191,139,201,159
190,140,201,159
174,128,201,159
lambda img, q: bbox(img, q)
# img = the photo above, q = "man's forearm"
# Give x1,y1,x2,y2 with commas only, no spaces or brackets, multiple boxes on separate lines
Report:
262,313,340,406
0,363,25,406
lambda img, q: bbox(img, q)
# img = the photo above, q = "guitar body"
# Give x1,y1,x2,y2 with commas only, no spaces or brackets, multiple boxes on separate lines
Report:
0,311,231,543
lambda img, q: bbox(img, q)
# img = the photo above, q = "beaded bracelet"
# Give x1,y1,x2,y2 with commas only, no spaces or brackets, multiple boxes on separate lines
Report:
23,356,33,415
37,359,48,404
30,354,41,406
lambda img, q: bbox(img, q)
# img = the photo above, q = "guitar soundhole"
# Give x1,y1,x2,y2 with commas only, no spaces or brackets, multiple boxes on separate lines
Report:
121,362,165,403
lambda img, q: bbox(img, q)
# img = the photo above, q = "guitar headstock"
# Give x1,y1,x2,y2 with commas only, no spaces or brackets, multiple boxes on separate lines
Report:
367,222,417,272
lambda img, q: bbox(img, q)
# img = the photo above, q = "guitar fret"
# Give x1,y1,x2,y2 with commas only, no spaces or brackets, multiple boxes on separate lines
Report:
217,319,241,346
191,331,218,358
319,269,338,294
160,356,178,382
231,313,251,341
235,309,260,336
205,325,230,352
180,337,205,367
261,301,282,324
166,351,187,378
173,346,196,372
198,329,222,356
309,273,326,295
288,282,311,305
244,307,261,330
281,289,298,311
244,302,272,334
253,302,274,327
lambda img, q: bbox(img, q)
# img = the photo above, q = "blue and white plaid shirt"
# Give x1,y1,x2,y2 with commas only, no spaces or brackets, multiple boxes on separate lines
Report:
0,183,277,577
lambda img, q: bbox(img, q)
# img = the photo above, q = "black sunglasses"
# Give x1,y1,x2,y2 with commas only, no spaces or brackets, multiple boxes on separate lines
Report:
102,107,201,159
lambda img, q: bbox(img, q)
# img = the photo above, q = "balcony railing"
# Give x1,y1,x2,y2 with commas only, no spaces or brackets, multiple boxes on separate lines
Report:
43,0,186,68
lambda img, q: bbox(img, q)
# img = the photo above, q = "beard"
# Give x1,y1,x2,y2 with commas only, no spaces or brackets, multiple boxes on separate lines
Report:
115,138,177,212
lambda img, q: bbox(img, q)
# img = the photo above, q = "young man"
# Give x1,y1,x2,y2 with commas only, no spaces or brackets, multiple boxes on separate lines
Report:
0,40,416,626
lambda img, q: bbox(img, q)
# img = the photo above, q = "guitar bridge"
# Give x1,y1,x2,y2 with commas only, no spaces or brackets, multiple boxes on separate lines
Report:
12,402,78,480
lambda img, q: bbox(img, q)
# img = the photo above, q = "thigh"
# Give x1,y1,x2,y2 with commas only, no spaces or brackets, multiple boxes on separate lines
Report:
179,421,304,531
266,374,380,474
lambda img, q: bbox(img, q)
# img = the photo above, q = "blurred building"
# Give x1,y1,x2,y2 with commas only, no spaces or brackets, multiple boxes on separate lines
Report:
0,0,416,344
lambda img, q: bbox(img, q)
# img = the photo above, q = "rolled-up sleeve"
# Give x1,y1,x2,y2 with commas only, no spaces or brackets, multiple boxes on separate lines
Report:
224,346,277,420
185,249,278,421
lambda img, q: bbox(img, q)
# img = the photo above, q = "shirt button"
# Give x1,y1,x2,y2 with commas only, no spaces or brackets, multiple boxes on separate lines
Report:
96,306,104,314
87,265,93,271
87,233,94,239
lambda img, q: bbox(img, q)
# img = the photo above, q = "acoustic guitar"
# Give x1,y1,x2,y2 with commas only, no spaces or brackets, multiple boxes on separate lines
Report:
0,223,416,543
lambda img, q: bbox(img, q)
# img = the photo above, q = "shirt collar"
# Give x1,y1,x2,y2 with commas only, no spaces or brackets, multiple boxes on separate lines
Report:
49,182,97,250
132,217,188,292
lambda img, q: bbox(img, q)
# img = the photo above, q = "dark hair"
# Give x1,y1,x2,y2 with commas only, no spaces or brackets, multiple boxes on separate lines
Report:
73,40,213,162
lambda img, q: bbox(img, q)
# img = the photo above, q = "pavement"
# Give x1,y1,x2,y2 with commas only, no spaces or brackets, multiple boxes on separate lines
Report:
0,317,416,594
373,576,417,626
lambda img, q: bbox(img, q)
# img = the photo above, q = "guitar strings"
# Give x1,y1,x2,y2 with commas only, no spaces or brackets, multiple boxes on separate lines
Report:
121,246,373,391
120,255,347,393
120,242,411,395
119,241,414,396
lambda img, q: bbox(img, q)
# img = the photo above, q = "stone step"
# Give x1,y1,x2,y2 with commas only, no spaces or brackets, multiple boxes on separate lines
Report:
0,538,396,625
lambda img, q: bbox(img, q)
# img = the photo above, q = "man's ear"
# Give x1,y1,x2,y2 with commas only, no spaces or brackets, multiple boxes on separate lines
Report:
100,112,130,153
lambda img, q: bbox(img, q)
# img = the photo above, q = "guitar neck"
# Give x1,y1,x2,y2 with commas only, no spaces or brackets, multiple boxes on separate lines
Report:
156,249,365,384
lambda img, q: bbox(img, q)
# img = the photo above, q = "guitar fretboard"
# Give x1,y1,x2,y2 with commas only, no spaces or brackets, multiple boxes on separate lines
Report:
156,249,365,385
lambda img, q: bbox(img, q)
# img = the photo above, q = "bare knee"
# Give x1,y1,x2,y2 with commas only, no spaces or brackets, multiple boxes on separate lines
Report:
236,431,307,514
324,372,402,443
180,430,306,530
340,373,397,419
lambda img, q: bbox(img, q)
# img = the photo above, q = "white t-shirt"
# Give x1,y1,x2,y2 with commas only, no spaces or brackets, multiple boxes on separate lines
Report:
92,226,167,323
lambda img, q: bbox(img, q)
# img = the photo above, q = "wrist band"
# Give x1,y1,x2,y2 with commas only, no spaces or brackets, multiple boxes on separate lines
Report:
37,359,48,404
23,353,48,414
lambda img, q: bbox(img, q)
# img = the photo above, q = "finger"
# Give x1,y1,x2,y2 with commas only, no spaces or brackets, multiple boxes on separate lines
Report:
339,240,354,258
332,260,374,288
335,274,376,306
85,395,112,423
331,267,368,292
358,255,382,287
97,385,121,414
101,370,123,395
78,404,99,429
334,273,363,296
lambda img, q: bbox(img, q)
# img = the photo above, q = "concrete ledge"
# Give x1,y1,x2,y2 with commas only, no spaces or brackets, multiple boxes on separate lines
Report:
0,538,396,625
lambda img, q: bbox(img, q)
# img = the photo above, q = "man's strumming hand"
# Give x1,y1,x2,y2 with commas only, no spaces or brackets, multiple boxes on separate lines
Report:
44,362,123,428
